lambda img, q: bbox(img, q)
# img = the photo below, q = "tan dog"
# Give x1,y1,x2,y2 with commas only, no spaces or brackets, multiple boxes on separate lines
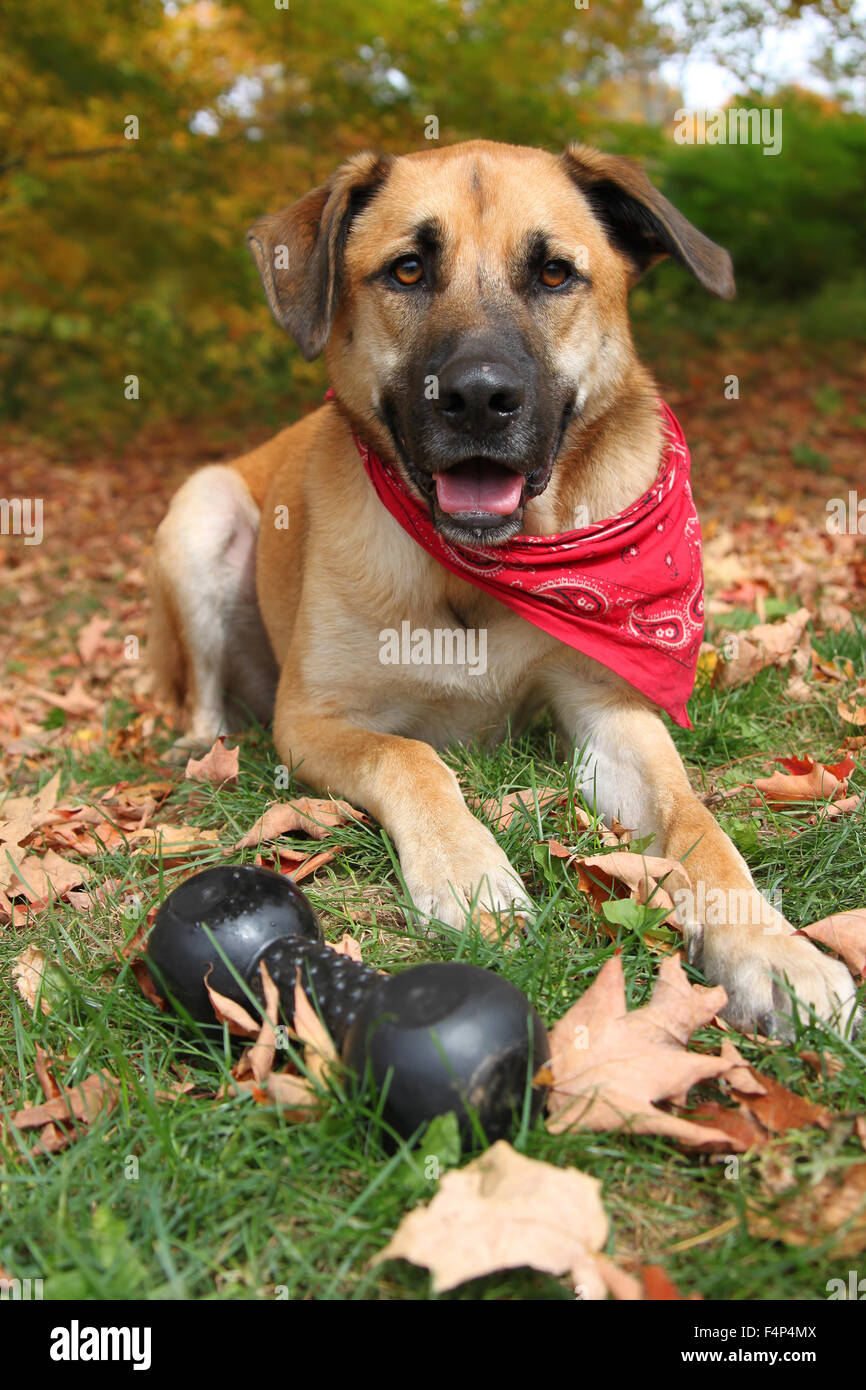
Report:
149,140,857,1039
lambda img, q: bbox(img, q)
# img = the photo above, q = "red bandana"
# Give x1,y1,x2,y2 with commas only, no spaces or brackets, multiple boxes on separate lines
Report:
341,398,703,728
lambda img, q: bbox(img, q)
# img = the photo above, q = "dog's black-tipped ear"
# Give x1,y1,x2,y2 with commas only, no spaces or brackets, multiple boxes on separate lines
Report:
561,143,735,300
247,151,394,360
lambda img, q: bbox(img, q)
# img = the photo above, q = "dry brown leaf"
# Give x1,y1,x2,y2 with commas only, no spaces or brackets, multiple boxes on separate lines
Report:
235,796,364,848
713,607,810,690
785,674,813,704
685,1101,769,1151
290,973,339,1087
818,600,855,632
249,961,280,1085
0,770,62,846
26,679,99,716
205,982,260,1038
268,845,341,882
128,823,220,857
77,615,113,665
34,1046,61,1100
11,1070,118,1131
730,1069,832,1134
855,1116,866,1152
747,1166,866,1257
838,700,866,727
184,736,239,787
797,909,866,980
131,959,166,1010
551,845,690,927
12,945,51,1015
811,794,862,822
8,849,90,903
752,758,852,806
717,1040,767,1095
265,1071,319,1115
638,1265,692,1301
545,953,739,1149
474,786,564,831
372,1140,623,1298
799,1050,845,1079
32,1122,71,1156
330,934,364,961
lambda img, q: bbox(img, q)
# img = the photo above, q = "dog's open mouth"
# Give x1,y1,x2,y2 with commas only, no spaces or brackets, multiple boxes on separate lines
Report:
433,458,524,522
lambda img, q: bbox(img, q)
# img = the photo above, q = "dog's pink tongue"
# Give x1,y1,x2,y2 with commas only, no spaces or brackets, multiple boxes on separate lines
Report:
434,462,524,516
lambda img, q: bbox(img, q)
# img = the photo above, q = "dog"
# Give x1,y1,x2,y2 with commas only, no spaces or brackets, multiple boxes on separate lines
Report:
149,140,857,1040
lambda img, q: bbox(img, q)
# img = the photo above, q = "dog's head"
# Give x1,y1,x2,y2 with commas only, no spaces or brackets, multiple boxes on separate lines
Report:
248,141,733,547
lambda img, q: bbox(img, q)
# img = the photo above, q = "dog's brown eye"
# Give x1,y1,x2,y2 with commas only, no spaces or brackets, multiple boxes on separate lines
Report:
392,256,424,286
540,260,570,288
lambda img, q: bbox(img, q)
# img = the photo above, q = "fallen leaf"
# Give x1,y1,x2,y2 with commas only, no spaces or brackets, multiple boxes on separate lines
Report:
130,959,166,1011
12,945,51,1015
248,961,280,1085
752,756,853,807
799,1050,845,1079
474,786,563,832
785,674,813,703
713,608,810,690
77,616,113,665
729,1070,831,1135
128,823,220,858
184,737,239,787
290,972,340,1087
638,1265,691,1300
264,1070,318,1114
330,934,364,961
8,849,90,903
254,845,341,882
34,1046,61,1099
372,1140,624,1298
798,909,866,979
747,1166,866,1257
551,845,690,926
685,1102,769,1151
235,796,364,848
838,700,866,727
205,982,260,1038
545,954,739,1149
11,1070,118,1131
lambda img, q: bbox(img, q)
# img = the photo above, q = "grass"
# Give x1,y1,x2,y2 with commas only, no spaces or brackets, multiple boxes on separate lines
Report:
1,619,865,1301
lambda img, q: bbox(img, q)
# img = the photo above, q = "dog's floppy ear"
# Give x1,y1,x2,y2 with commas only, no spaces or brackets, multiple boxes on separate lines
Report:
562,144,735,300
247,151,394,359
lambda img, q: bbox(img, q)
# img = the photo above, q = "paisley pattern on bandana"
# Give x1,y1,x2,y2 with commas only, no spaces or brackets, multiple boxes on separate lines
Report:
345,399,704,728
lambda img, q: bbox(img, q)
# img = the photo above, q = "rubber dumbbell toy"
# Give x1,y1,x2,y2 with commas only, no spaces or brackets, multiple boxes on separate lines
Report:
146,864,550,1141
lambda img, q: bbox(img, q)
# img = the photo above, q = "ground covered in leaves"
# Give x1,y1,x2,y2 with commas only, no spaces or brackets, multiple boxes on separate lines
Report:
1,341,865,1300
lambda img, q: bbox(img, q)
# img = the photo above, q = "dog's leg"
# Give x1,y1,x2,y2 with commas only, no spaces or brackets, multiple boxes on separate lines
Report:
271,679,531,929
547,673,858,1037
149,465,276,752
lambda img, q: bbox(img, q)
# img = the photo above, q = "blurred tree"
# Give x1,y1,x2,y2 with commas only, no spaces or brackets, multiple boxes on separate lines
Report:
0,0,862,441
660,0,865,106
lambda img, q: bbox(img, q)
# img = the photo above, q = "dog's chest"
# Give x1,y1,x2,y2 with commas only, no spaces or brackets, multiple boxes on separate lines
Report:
305,575,557,745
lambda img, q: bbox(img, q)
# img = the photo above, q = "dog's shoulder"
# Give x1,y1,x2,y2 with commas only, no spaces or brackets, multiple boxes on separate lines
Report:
229,404,333,510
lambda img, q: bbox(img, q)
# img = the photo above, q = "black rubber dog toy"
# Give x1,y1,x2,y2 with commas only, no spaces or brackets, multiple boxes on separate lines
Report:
146,864,549,1141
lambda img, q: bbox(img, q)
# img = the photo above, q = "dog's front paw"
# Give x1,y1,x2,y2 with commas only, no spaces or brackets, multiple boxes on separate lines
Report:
699,927,859,1039
400,820,533,931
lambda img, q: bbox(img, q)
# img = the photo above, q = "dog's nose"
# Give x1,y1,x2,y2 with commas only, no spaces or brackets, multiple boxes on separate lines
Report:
435,359,525,433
